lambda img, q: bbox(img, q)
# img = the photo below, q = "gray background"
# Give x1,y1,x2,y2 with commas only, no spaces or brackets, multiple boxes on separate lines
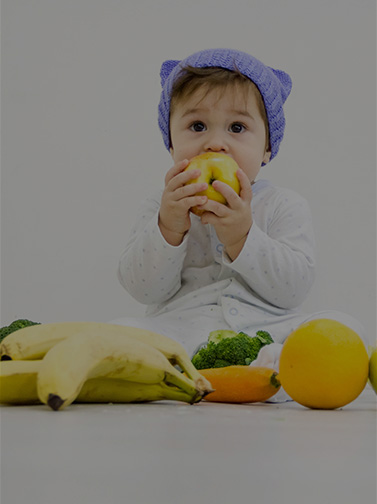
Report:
1,0,376,345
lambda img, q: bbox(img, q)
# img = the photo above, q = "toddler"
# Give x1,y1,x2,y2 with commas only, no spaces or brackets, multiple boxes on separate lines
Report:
112,48,365,374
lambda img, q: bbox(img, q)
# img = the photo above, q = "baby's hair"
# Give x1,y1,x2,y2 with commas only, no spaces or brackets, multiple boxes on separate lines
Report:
170,65,270,151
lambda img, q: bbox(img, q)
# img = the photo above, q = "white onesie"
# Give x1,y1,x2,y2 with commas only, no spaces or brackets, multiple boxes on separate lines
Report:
113,179,365,358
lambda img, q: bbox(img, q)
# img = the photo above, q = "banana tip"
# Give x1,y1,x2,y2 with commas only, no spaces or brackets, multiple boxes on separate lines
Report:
196,376,215,394
47,393,65,411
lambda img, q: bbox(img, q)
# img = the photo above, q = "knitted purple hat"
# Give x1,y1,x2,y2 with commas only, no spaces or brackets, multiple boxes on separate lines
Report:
158,48,292,161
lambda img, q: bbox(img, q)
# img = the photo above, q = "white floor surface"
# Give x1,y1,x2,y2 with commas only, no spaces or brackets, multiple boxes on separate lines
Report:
1,386,376,504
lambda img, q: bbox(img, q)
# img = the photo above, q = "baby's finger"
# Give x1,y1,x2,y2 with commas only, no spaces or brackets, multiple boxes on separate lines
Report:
237,169,253,201
210,179,239,207
197,199,229,218
187,194,208,209
164,159,190,185
214,169,252,208
174,181,208,201
168,171,206,196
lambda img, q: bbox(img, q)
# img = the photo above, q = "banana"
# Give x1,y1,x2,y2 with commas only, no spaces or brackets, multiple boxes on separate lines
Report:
0,322,213,395
1,322,104,360
0,360,40,404
0,360,197,405
37,330,205,410
78,379,197,404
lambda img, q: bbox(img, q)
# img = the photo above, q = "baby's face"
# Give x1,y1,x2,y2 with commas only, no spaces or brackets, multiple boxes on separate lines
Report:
169,84,271,183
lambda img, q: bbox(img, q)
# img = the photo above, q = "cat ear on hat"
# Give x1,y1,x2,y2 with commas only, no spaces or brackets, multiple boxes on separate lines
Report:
270,68,292,102
160,60,181,86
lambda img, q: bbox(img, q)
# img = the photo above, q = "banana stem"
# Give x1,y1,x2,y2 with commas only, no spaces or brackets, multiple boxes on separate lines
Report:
164,368,204,402
170,353,215,394
155,382,202,404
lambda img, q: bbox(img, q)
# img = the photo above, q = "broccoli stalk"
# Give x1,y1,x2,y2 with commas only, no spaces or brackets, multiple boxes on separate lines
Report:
0,319,40,343
192,329,274,370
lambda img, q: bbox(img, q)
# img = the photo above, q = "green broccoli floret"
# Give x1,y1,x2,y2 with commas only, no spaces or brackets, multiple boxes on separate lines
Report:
191,341,218,370
191,330,274,369
191,343,234,369
0,319,40,343
255,330,274,345
215,334,263,365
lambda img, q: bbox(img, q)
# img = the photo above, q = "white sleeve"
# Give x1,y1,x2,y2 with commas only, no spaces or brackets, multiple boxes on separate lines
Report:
249,343,292,402
249,343,283,371
117,193,188,305
223,190,316,309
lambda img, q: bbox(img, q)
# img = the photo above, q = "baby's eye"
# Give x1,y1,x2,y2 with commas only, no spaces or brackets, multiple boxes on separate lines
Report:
190,121,206,132
229,122,246,133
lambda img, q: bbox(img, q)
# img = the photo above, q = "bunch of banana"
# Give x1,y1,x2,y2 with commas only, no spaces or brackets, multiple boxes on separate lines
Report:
0,323,214,410
1,322,211,392
0,360,202,407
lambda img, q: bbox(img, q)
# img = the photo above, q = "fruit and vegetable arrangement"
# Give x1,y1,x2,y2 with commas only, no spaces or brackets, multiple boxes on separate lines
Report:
0,318,375,411
190,329,281,403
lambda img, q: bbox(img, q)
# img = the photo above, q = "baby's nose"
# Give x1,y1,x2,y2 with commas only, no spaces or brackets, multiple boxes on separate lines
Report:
204,132,228,152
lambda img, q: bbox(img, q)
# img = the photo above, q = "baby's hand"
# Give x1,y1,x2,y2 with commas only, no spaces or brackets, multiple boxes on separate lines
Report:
158,159,208,246
198,168,253,259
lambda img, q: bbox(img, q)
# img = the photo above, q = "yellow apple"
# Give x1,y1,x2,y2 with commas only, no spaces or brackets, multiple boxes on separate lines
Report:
184,153,241,216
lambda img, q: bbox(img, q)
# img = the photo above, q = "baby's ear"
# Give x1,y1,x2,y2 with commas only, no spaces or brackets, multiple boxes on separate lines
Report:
262,150,272,165
160,60,181,86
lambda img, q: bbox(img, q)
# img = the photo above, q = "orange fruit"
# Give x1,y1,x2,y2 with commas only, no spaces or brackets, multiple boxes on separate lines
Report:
279,319,369,409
